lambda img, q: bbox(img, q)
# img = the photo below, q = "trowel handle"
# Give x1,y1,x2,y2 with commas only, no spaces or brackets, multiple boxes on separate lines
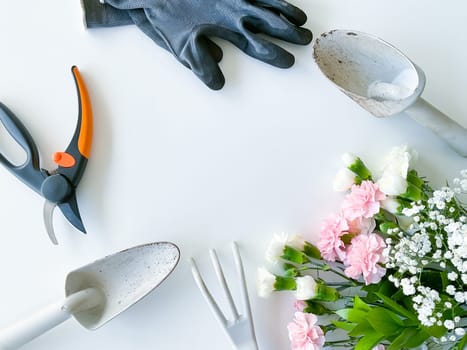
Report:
0,301,71,350
406,98,467,157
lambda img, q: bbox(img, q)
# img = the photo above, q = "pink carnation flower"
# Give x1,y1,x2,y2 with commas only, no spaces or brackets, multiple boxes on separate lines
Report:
287,312,325,350
347,216,376,235
342,181,386,220
317,213,349,262
344,233,386,285
294,300,307,312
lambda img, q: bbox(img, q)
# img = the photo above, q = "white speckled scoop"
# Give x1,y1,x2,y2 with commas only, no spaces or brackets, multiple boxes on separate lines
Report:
313,30,467,157
66,242,180,329
0,242,180,350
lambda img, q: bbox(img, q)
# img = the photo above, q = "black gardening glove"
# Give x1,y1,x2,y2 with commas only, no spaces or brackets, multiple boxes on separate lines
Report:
86,0,312,89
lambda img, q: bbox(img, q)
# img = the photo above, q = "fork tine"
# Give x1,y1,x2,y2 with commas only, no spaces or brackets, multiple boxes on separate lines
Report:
232,243,257,339
209,249,240,320
190,258,227,327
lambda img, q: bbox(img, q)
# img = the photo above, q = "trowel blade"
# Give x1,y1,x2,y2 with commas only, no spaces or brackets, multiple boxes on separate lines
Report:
64,242,180,330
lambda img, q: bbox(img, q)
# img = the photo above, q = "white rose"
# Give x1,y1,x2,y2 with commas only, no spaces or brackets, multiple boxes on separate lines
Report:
295,275,317,300
376,145,418,196
265,233,305,263
288,234,306,251
378,173,407,196
380,145,416,178
333,168,356,192
257,267,276,298
381,197,400,214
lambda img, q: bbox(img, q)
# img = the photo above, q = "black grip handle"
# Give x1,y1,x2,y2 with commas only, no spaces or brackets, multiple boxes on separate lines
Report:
0,102,44,193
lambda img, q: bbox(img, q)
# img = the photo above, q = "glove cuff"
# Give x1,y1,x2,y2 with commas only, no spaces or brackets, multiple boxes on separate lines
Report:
81,0,134,28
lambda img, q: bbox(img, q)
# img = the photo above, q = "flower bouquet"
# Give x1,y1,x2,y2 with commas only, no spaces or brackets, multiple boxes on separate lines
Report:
257,146,467,350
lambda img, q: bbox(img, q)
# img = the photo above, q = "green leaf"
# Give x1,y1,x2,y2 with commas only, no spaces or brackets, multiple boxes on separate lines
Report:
274,276,296,291
454,332,467,350
336,308,367,323
354,331,384,350
379,221,398,234
367,307,403,336
303,242,322,259
283,266,298,278
303,300,329,315
399,182,423,201
406,169,424,188
420,270,443,291
348,320,373,336
386,327,430,350
348,157,372,181
314,284,339,302
421,324,447,338
362,279,397,303
332,321,357,332
354,295,371,312
375,292,418,321
282,246,309,264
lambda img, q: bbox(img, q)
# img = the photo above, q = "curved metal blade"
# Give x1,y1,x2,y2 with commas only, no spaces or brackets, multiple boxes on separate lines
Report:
58,193,86,233
43,200,58,245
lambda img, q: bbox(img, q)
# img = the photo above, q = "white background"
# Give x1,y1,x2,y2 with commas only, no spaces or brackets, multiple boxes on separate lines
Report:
0,1,466,349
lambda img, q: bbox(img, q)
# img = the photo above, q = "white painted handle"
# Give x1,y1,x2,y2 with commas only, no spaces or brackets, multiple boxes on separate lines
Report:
406,98,467,157
237,343,259,350
0,301,71,350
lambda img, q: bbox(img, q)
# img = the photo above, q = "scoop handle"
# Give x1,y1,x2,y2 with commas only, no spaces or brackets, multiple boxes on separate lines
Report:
405,98,467,157
0,301,71,350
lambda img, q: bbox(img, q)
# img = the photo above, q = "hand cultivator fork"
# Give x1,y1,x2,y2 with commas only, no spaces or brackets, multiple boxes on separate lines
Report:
190,242,259,350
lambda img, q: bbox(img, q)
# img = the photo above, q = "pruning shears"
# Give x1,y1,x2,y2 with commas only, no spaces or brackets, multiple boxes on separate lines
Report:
0,66,93,245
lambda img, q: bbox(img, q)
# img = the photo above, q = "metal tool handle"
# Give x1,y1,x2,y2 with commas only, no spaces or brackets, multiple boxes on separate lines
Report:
0,301,71,350
405,98,467,157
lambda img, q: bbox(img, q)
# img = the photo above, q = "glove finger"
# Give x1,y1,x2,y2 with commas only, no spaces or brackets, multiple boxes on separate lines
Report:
234,26,296,68
241,10,313,45
245,10,312,45
245,37,295,68
206,26,294,68
249,0,308,26
205,39,223,63
186,36,226,90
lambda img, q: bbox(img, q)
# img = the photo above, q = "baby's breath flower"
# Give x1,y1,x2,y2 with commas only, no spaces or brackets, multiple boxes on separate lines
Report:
446,285,456,295
401,278,415,295
447,271,458,281
454,292,465,303
444,320,455,330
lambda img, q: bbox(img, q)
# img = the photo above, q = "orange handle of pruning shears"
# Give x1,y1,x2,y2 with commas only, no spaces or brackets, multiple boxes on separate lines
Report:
72,66,92,159
54,66,93,187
